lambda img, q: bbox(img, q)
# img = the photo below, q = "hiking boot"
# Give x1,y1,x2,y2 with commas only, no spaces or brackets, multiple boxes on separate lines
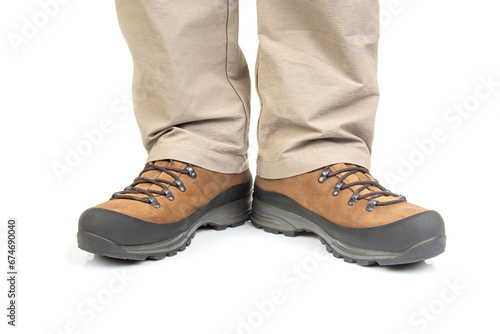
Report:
251,163,446,265
78,160,252,260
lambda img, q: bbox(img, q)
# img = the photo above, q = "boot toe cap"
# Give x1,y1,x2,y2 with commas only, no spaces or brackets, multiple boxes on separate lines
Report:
78,208,183,246
350,210,446,252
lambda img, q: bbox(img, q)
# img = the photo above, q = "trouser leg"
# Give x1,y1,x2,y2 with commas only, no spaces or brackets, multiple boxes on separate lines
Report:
255,0,380,178
115,0,251,173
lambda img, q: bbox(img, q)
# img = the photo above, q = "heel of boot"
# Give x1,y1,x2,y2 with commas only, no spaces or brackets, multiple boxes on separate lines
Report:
250,199,304,236
203,195,252,230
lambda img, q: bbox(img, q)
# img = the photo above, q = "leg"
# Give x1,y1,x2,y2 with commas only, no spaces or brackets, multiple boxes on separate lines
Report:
78,0,253,259
252,0,446,265
256,0,379,178
116,0,251,173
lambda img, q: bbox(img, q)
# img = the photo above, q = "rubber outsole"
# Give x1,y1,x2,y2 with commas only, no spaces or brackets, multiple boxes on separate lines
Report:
250,195,446,266
78,220,245,260
78,193,252,260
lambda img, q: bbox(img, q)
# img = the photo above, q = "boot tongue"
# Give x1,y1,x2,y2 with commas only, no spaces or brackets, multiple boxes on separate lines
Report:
328,163,396,202
133,160,187,195
328,163,371,185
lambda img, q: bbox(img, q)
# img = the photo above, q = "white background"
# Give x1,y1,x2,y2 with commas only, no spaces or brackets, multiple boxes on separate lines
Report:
1,0,499,333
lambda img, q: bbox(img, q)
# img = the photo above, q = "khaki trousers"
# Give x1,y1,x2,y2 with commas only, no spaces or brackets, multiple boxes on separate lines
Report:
116,0,380,179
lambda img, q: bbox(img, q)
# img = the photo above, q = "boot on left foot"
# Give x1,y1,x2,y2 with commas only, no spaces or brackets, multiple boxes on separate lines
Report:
251,163,446,266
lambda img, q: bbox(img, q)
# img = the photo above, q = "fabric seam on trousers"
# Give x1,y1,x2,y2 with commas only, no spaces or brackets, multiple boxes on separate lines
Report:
153,139,248,159
256,145,372,178
147,142,248,173
224,0,249,150
257,144,370,163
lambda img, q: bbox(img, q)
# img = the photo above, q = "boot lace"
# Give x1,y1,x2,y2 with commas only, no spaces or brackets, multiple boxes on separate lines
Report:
111,161,197,208
318,165,406,212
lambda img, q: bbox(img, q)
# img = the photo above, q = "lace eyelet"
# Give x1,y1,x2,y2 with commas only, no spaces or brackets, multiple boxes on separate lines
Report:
318,170,329,183
366,199,377,212
185,166,197,179
148,196,161,208
162,188,174,201
348,192,360,206
174,179,186,192
332,182,343,196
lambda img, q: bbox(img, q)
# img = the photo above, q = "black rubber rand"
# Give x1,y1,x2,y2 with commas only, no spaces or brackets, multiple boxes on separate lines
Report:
250,185,446,266
77,179,253,260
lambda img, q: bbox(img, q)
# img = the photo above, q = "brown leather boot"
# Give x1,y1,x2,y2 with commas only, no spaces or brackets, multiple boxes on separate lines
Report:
78,160,252,260
251,163,445,265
